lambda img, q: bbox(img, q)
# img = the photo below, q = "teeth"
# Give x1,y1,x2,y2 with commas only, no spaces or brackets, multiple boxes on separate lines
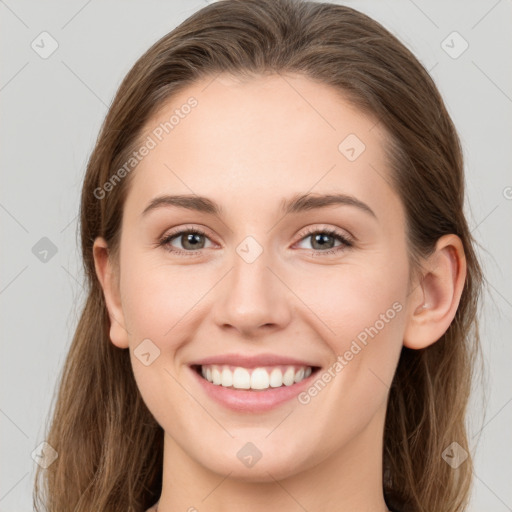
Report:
294,368,305,383
269,368,283,388
221,367,233,387
233,367,250,389
212,367,222,385
283,367,295,386
200,364,313,390
251,368,269,390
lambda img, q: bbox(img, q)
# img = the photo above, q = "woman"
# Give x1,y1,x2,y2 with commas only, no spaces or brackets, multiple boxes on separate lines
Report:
33,0,484,511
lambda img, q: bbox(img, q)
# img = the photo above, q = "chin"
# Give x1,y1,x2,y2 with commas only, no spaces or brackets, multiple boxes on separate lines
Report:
191,440,315,483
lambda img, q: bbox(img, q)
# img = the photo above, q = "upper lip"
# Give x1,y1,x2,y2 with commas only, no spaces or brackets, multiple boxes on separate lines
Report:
189,353,320,369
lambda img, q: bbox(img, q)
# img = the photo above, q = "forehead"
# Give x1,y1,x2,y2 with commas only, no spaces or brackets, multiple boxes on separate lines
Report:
126,73,401,223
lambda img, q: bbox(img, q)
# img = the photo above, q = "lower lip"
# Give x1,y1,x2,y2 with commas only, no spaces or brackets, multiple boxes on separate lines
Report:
189,366,317,413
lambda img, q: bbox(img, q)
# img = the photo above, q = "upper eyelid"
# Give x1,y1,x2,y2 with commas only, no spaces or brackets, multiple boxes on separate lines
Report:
297,225,354,240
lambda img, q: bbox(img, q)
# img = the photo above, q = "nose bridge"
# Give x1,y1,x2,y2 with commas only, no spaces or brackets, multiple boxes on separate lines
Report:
213,235,291,334
232,241,270,297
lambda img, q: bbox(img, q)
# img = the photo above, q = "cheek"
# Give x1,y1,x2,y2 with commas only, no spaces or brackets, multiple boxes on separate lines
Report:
327,275,405,339
119,253,207,342
294,259,408,438
307,252,409,362
119,257,208,428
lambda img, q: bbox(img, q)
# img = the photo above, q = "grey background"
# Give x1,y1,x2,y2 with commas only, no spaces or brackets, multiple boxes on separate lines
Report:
1,0,511,510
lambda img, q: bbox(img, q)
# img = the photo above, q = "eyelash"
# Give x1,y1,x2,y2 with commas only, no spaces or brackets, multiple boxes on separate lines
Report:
157,225,354,257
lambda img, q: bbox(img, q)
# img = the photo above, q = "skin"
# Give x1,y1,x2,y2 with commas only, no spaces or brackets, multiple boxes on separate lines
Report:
93,73,466,512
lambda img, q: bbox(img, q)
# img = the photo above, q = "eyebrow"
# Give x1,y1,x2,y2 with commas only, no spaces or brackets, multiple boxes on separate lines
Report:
141,192,376,219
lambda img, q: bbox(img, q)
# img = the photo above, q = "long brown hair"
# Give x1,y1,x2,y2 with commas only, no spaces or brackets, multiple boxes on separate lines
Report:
33,1,484,510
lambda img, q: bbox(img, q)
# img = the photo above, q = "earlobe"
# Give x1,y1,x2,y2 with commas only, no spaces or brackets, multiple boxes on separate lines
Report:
92,237,130,349
403,234,467,350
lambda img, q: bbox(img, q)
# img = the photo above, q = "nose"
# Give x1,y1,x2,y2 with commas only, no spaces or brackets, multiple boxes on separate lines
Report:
213,246,292,338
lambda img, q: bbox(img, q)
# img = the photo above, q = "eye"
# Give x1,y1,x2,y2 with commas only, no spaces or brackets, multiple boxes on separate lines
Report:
295,227,354,255
158,226,214,254
157,225,354,257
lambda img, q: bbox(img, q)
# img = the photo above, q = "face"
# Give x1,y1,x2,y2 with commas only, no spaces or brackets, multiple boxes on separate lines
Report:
105,73,412,481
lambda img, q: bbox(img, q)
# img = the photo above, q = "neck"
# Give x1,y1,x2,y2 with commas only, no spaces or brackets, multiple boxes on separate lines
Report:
154,402,390,512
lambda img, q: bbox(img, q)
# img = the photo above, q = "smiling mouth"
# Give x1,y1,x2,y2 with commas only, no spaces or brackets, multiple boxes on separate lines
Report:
191,364,321,391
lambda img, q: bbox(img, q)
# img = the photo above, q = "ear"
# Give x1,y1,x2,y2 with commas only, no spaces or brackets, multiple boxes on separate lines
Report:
403,234,467,349
93,237,130,349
